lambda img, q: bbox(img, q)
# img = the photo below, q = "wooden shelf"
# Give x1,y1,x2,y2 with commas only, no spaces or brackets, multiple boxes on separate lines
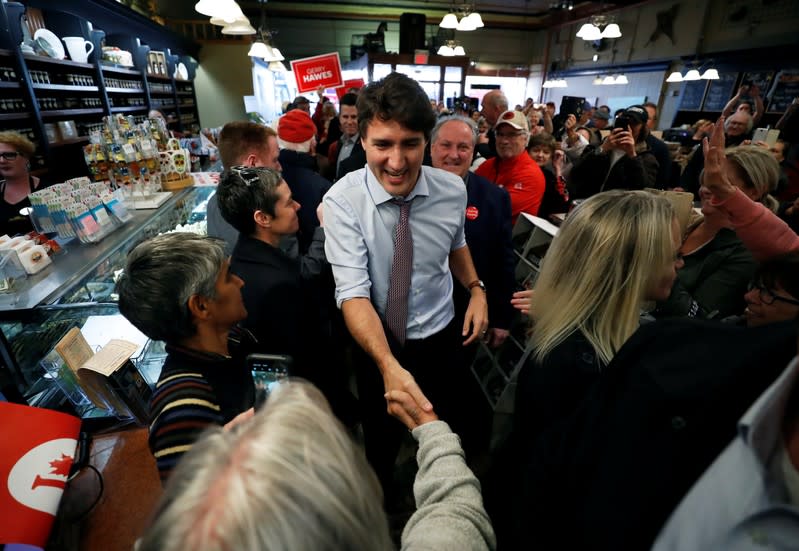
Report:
49,136,90,147
149,90,175,96
105,87,145,94
0,81,20,89
40,108,104,117
179,102,195,108
100,65,140,76
146,73,171,81
152,103,176,110
32,83,99,92
176,90,194,96
0,112,32,121
0,48,13,57
111,106,147,113
23,54,93,70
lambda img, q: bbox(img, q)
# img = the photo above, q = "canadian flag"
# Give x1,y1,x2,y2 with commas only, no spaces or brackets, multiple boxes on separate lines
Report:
0,402,81,547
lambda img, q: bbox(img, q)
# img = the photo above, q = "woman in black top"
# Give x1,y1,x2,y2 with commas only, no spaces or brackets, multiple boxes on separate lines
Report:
0,131,47,236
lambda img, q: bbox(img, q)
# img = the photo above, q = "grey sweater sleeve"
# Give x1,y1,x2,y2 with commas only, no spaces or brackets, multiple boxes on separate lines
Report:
400,421,496,551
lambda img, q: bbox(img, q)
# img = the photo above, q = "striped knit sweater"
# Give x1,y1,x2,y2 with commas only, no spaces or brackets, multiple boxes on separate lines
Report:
148,344,254,482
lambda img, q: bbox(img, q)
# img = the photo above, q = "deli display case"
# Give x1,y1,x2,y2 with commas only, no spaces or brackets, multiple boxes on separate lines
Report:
0,186,214,418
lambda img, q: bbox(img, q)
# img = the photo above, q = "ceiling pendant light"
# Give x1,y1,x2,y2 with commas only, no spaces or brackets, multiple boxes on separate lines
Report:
614,74,628,84
465,12,484,28
247,41,271,58
601,23,622,39
601,75,616,85
438,44,454,56
666,71,684,83
457,15,477,31
210,2,246,26
700,68,720,80
593,75,604,85
576,23,595,38
222,17,256,35
196,0,238,17
576,14,622,41
683,69,701,81
440,13,459,28
453,45,466,56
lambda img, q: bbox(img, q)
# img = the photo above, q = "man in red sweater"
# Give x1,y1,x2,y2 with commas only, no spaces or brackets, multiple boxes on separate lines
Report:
475,110,545,223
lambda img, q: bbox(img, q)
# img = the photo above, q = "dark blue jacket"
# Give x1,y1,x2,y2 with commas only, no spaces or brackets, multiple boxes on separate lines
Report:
278,149,331,254
457,171,516,330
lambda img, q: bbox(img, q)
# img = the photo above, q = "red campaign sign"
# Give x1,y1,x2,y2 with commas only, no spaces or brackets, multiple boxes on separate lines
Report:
290,52,344,94
336,78,365,100
0,402,81,547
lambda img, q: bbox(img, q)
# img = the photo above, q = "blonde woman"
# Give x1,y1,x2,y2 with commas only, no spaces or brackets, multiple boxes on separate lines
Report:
655,143,780,319
490,190,683,547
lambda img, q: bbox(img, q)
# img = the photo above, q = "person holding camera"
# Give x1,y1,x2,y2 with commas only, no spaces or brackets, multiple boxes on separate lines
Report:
568,105,659,200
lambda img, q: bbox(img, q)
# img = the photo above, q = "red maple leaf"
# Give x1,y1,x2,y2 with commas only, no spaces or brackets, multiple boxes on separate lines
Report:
48,454,74,477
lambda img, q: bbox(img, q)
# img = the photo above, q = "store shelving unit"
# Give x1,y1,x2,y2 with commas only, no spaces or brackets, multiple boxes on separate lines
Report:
0,1,200,181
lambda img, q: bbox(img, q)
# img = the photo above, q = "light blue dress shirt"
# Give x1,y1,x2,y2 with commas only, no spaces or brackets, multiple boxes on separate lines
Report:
653,357,799,551
323,165,467,340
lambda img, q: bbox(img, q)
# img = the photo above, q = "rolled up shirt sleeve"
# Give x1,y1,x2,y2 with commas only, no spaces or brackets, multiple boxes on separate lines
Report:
323,192,373,308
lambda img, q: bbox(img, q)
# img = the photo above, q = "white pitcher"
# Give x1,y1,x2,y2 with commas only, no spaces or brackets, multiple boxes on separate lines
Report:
62,37,94,63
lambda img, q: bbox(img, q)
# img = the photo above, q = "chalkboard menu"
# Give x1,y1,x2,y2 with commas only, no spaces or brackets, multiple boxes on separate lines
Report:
679,79,708,111
703,72,739,112
768,70,799,113
742,71,775,96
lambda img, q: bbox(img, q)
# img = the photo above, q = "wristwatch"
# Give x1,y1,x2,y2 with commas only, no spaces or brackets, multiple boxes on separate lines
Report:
468,279,486,292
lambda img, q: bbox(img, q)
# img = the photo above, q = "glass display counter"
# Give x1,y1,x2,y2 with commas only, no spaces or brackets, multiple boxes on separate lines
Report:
0,186,214,414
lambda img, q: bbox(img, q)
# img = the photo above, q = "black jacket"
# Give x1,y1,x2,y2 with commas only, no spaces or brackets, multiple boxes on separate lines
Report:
278,149,331,254
492,318,797,550
646,133,673,190
335,140,367,181
569,143,659,199
454,172,516,330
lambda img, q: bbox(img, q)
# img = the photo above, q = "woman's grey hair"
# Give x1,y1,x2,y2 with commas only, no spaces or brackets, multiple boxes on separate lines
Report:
137,380,393,551
116,233,227,343
431,115,479,146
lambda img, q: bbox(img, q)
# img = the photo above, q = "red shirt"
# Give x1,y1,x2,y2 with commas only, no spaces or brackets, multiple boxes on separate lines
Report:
475,152,546,224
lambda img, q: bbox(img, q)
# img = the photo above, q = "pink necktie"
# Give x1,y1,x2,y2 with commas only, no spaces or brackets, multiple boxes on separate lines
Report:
386,198,413,346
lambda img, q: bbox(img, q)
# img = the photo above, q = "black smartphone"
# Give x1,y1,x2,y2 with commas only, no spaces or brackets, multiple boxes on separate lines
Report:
247,353,292,409
614,114,632,130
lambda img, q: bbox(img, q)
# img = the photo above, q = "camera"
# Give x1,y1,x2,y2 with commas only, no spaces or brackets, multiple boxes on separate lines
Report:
614,114,632,130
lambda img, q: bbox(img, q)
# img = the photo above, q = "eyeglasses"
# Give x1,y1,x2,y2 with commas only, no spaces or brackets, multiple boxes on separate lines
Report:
748,282,799,307
0,152,20,161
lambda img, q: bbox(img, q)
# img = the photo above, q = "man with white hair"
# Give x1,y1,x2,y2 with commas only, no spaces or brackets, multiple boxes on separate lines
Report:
430,116,515,350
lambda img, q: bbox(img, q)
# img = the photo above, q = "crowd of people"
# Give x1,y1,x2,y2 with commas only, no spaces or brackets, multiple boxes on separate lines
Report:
106,73,799,549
